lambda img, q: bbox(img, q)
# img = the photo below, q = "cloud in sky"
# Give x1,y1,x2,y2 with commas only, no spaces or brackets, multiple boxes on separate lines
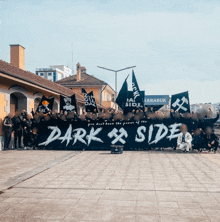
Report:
1,0,220,104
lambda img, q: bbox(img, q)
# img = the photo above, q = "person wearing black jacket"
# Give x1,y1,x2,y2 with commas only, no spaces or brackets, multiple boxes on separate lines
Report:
21,110,27,120
192,128,204,152
86,111,93,122
12,111,23,149
3,113,13,150
49,113,59,126
203,126,219,152
27,128,39,150
198,112,219,131
22,114,32,149
31,114,40,131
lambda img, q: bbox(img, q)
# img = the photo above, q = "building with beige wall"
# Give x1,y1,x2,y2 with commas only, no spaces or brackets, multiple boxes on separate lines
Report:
56,63,116,109
0,45,86,150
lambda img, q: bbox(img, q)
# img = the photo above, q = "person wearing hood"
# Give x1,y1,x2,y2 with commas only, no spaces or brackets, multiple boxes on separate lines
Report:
203,126,219,153
3,113,13,150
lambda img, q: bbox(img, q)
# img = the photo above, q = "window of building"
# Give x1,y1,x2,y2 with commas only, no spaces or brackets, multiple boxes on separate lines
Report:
48,72,52,76
53,72,56,82
36,72,38,75
111,94,115,102
40,73,44,77
106,94,110,101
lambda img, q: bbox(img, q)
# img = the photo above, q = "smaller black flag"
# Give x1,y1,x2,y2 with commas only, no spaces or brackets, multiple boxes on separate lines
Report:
132,70,141,102
60,94,78,114
115,76,128,110
124,91,145,114
82,88,98,113
132,70,144,109
171,91,190,113
36,96,54,114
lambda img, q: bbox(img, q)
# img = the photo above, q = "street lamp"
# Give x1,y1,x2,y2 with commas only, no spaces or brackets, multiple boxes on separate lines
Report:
97,65,136,97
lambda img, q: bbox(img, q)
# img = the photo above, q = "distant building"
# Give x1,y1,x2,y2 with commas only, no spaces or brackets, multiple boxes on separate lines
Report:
56,63,116,109
36,65,72,82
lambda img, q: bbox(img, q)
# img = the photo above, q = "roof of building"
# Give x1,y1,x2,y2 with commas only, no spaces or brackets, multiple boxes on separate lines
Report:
56,73,114,90
0,60,84,101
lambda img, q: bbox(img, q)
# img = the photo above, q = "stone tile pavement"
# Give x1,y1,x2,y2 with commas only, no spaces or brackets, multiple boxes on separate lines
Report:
0,150,80,191
1,150,220,221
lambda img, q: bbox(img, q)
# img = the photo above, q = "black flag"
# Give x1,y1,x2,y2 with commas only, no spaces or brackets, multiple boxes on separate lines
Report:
60,94,78,114
171,91,190,113
36,96,54,114
115,77,128,110
124,91,145,114
82,88,98,113
132,70,144,108
132,70,141,101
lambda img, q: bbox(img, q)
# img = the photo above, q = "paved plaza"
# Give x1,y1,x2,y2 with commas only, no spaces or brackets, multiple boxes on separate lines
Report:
1,150,220,221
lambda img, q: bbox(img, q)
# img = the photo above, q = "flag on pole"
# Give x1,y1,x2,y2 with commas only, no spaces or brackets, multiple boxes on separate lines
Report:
36,96,54,114
115,77,128,110
60,94,78,114
171,91,190,113
132,70,141,102
131,70,144,109
82,88,98,113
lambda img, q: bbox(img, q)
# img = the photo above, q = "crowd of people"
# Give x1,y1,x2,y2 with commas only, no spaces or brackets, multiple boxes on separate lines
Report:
176,124,219,153
2,107,219,152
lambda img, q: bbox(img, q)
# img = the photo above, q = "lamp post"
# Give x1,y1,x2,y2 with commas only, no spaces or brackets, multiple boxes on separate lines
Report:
97,65,136,97
97,65,136,111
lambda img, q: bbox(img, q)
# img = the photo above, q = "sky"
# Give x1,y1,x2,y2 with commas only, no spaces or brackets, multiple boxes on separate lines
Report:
1,0,220,104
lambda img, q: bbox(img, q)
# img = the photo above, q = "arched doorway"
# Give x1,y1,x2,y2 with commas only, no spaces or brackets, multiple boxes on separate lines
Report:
10,92,27,115
53,101,58,112
34,97,41,112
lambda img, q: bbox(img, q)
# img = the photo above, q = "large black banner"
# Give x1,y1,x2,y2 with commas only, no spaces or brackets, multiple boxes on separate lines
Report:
37,118,193,150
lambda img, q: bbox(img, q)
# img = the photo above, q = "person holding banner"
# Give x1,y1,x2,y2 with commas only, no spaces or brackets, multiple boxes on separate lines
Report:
191,128,204,152
22,114,33,150
203,126,219,153
12,111,23,149
3,113,13,150
176,124,192,152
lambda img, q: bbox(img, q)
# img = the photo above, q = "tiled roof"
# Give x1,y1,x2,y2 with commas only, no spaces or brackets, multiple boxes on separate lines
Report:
0,60,84,101
56,73,107,87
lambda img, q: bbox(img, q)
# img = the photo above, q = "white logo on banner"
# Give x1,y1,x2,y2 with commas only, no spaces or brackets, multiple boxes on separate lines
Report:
172,96,188,112
39,125,103,146
108,128,128,144
39,123,182,147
